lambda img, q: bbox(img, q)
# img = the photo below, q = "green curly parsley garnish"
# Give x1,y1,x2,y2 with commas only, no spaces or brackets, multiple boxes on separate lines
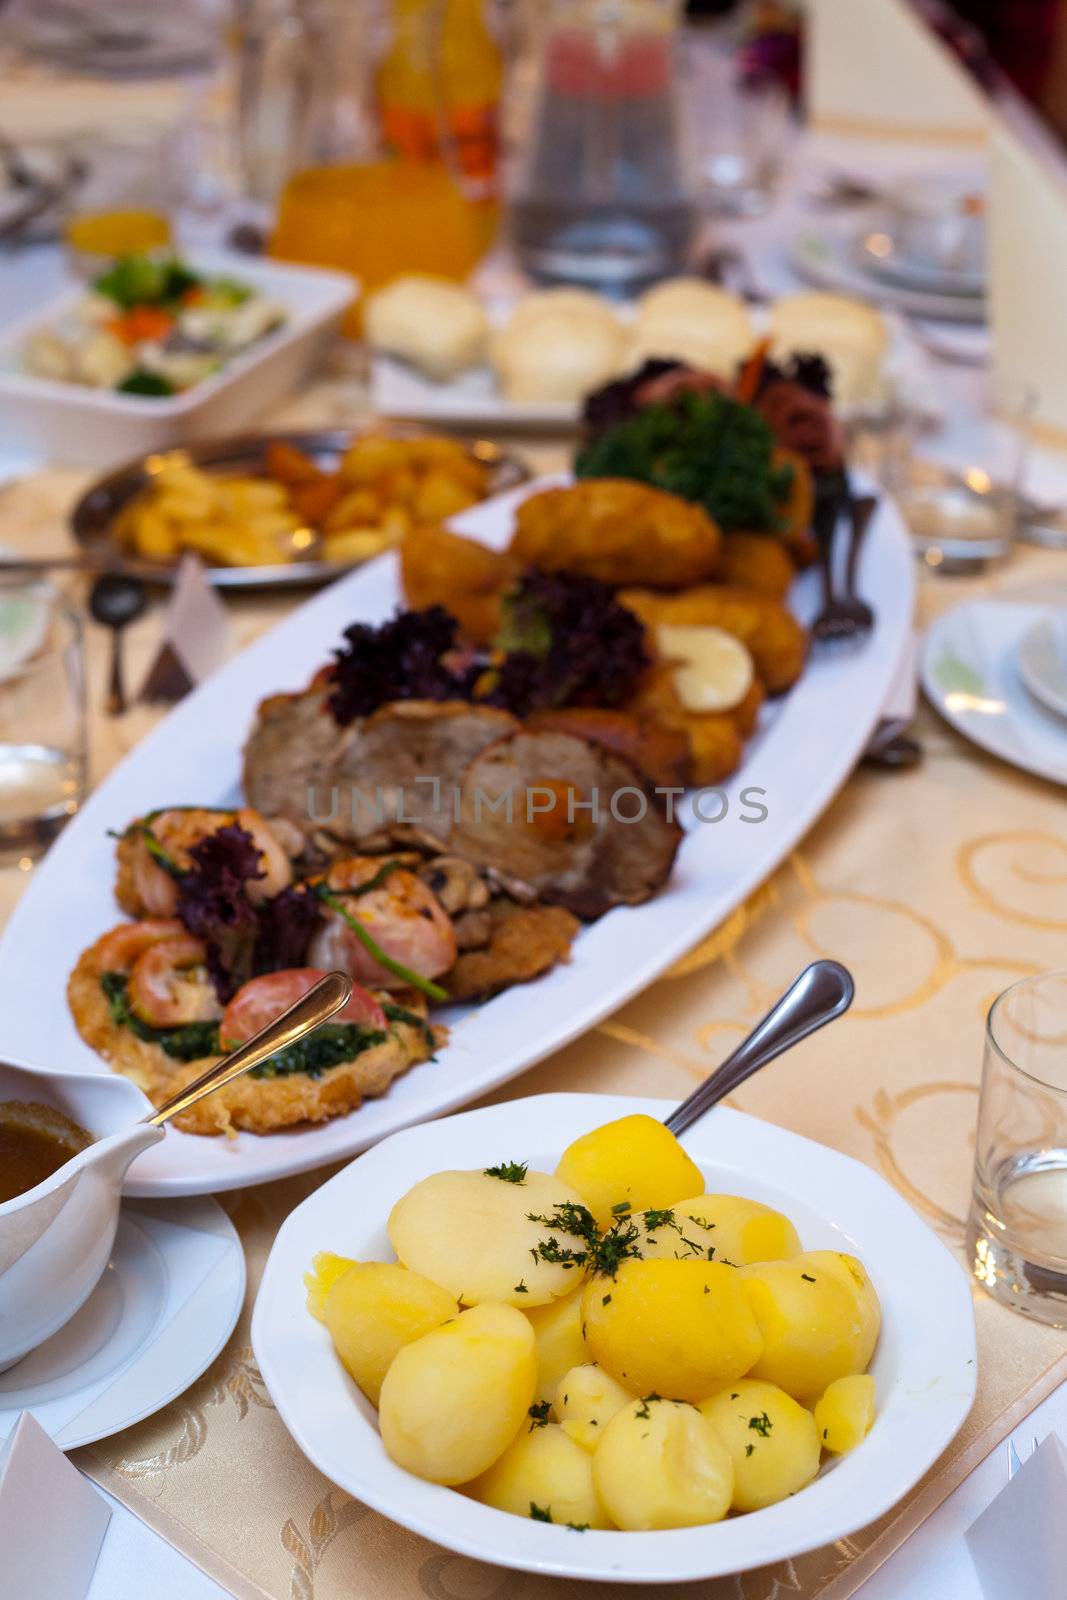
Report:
485,1161,528,1184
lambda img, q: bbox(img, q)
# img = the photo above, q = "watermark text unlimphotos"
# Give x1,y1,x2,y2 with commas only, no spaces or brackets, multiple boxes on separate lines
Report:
305,776,770,828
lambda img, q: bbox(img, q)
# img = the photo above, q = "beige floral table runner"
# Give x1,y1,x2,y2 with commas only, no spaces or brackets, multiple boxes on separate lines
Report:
1,385,1065,1598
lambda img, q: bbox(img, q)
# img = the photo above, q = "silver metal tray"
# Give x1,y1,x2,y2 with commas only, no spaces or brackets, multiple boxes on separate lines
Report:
69,427,530,589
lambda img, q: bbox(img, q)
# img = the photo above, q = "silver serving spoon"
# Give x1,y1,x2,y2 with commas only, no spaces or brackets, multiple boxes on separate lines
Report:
89,571,148,715
665,960,854,1136
147,970,353,1127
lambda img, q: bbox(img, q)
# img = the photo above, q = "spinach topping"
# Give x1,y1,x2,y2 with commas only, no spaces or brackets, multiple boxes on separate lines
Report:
100,971,387,1078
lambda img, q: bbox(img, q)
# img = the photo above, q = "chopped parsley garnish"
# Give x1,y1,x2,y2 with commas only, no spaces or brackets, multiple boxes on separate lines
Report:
601,1294,612,1306
611,1201,632,1216
745,1443,755,1457
485,1161,528,1184
800,1273,816,1283
748,1412,773,1438
591,1217,643,1278
526,1202,599,1273
566,1522,589,1532
640,1209,709,1261
528,1401,551,1430
643,1208,676,1231
529,1503,552,1523
635,1394,662,1420
514,1280,529,1294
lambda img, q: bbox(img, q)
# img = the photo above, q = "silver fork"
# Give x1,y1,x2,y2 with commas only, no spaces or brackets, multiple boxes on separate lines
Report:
812,480,877,645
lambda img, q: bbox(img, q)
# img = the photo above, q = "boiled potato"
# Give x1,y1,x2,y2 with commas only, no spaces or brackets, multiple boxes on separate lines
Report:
700,1378,820,1512
388,1168,592,1308
740,1256,874,1400
304,1251,355,1322
593,1397,733,1530
629,1194,800,1268
523,1288,587,1405
467,1422,610,1528
322,1260,457,1405
554,1363,633,1452
581,1258,763,1402
378,1303,537,1484
814,1373,876,1455
555,1115,704,1230
800,1251,881,1370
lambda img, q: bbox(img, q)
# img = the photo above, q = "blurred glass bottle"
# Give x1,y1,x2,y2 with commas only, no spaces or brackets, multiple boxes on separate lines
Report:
507,0,697,290
268,0,500,331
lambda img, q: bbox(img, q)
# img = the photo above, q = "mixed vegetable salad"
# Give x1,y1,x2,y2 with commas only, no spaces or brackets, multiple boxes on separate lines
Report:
22,253,286,398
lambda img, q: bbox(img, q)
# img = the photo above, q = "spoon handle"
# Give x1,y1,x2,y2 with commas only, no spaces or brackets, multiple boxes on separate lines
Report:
146,970,353,1127
105,629,126,717
664,960,854,1138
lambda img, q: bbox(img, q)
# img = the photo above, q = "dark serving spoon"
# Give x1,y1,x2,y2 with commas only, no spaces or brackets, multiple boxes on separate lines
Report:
89,571,148,715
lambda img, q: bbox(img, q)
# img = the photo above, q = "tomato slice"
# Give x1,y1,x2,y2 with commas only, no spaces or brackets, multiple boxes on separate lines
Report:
220,968,387,1047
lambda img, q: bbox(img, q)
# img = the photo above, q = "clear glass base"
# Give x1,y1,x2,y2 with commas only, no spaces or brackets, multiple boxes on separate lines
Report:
967,1191,1067,1329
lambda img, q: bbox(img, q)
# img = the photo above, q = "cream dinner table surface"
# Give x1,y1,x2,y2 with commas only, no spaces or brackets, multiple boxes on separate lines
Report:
2,142,1067,1600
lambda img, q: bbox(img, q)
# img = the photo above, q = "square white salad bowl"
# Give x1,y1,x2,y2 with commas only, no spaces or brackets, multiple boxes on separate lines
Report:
0,251,355,468
252,1092,977,1585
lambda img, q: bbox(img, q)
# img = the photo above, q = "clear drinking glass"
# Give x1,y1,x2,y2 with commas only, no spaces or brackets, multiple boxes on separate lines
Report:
687,27,789,217
0,587,86,862
968,971,1067,1327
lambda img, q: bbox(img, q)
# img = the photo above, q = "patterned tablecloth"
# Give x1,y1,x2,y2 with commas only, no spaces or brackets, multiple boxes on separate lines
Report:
1,373,1065,1599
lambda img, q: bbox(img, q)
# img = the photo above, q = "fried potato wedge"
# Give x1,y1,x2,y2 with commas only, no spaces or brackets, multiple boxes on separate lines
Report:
400,524,520,645
620,586,808,695
510,479,722,589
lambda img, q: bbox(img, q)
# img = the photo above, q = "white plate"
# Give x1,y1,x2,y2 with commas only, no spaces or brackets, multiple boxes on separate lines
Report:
371,301,940,428
856,231,985,300
0,252,355,469
1016,611,1067,721
791,220,986,324
0,1196,244,1450
0,477,913,1198
251,1091,978,1585
921,600,1067,786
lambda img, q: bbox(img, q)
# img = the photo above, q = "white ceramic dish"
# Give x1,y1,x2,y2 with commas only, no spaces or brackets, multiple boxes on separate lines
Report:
0,476,914,1199
252,1091,978,1585
921,600,1067,786
0,1193,243,1449
371,301,940,428
0,252,355,469
1015,611,1067,721
791,219,986,325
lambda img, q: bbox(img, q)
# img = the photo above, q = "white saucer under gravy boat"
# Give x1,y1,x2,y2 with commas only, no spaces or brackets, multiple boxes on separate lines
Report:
0,970,350,1372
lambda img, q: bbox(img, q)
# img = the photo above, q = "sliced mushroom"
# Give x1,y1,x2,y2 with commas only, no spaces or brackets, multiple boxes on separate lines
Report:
416,855,491,915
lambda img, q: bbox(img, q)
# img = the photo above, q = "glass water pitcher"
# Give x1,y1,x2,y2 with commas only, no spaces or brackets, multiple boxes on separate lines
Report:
507,0,697,291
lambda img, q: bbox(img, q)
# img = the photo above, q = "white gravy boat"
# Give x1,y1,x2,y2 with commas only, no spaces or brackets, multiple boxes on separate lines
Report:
0,971,351,1372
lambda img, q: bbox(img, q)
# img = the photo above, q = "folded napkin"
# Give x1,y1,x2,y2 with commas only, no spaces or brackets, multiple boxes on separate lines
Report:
138,554,232,704
989,127,1067,449
807,0,989,142
966,1433,1067,1600
0,1412,111,1600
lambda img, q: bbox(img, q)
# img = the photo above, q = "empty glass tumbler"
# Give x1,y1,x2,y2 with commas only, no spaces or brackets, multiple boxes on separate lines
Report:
968,971,1067,1327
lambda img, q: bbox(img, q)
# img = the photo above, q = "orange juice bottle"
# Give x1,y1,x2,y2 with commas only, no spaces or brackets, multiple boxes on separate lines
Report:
441,0,502,198
377,0,441,161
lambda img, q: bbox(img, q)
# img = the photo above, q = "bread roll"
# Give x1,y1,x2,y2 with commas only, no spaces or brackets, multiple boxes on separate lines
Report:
628,278,754,379
491,291,626,402
363,274,488,381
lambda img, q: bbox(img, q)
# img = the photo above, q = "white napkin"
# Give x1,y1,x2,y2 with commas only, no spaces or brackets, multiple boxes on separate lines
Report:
138,553,232,703
965,1433,1067,1600
806,0,989,142
0,1412,111,1600
989,127,1067,446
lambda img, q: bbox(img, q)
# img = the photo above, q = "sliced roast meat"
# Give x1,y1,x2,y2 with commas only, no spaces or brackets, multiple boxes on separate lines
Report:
449,729,682,919
331,700,519,847
242,680,351,833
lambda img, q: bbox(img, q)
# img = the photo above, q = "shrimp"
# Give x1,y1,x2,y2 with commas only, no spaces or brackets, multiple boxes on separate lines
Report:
96,918,186,972
220,968,387,1049
308,857,457,991
126,934,222,1028
121,806,297,917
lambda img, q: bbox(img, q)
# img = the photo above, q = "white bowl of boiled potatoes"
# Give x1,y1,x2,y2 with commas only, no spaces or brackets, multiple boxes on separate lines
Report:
252,1094,977,1584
